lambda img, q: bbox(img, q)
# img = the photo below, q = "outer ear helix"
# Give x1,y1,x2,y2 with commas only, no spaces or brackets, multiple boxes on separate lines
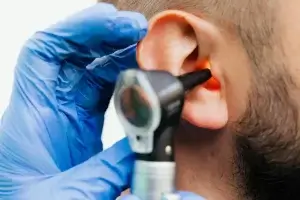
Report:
196,58,220,90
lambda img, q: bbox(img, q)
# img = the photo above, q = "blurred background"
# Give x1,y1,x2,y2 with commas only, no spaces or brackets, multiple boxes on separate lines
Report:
0,0,125,149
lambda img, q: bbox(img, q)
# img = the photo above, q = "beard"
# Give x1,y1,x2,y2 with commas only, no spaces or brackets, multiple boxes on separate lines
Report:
174,57,300,199
233,68,300,200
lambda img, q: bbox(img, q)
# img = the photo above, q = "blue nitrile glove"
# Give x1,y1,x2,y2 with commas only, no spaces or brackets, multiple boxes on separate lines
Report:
120,192,206,200
0,3,147,200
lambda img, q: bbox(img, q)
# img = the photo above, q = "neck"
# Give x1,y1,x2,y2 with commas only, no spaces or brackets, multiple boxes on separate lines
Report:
174,122,239,200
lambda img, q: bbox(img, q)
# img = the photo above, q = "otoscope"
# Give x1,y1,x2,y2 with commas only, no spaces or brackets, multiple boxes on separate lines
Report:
113,68,212,200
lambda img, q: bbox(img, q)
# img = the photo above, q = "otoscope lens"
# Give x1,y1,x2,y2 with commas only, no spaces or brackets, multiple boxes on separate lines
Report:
120,86,152,127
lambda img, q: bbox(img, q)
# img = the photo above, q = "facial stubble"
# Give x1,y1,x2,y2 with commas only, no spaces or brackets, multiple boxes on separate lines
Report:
233,54,300,200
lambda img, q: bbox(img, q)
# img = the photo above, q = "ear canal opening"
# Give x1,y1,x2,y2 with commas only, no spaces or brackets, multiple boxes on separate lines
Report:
188,46,199,60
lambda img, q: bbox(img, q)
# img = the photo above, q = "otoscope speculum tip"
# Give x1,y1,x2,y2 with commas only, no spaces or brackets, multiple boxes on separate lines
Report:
178,68,212,91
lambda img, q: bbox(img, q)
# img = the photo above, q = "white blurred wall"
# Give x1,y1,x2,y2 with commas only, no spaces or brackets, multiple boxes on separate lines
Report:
0,0,125,149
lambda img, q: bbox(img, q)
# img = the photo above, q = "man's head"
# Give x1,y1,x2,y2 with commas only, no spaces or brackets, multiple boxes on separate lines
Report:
101,1,300,199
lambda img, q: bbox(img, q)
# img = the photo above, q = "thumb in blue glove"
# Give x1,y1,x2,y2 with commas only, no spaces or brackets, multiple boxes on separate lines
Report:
25,138,135,199
120,192,206,200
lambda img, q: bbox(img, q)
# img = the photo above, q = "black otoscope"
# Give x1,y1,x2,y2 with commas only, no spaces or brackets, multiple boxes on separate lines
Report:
113,68,211,200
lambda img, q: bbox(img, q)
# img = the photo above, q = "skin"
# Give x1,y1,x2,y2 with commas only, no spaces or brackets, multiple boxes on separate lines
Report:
100,1,300,199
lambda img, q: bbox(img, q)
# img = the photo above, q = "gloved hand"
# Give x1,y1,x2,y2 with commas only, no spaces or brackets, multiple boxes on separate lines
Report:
120,192,206,200
0,3,147,200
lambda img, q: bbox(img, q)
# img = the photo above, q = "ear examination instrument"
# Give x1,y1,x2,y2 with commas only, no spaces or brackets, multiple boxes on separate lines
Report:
113,68,212,200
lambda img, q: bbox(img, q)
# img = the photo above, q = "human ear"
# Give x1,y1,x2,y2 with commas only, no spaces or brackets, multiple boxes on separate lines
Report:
136,10,228,129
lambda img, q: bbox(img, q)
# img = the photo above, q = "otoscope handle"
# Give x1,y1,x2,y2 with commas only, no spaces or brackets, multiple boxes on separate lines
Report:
131,161,178,200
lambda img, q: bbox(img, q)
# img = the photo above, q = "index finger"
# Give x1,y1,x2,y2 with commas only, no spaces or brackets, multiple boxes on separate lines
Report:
24,3,148,63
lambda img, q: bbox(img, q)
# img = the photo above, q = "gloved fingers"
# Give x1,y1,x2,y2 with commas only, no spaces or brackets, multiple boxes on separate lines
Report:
75,44,138,111
16,3,147,99
51,138,135,200
24,3,147,64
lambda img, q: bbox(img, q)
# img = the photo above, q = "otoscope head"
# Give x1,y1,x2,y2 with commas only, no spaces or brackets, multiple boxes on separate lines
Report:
113,69,211,200
113,69,211,158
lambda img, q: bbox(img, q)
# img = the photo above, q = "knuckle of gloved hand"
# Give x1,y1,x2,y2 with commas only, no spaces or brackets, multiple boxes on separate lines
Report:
21,31,62,63
100,13,147,47
107,17,141,43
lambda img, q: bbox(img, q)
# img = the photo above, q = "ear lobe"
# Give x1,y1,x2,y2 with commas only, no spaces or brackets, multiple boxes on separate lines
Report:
137,10,228,130
183,86,228,129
